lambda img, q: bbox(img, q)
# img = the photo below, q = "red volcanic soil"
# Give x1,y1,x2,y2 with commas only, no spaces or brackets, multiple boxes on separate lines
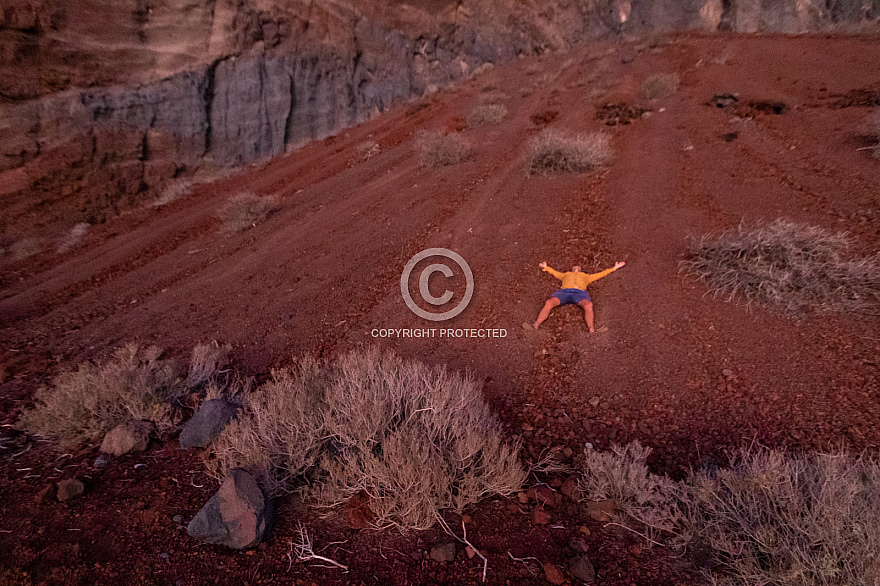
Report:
2,34,880,585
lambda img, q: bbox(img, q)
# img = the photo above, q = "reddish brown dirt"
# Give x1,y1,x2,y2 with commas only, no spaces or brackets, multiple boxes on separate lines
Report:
2,34,880,585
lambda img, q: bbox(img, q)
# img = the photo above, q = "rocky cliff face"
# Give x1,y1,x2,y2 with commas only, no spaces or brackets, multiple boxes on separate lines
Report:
1,0,877,232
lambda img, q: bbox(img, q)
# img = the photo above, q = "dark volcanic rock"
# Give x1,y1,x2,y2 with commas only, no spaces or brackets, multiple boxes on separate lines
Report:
430,543,457,562
180,399,238,449
100,420,153,456
569,554,596,582
56,478,84,502
188,469,271,549
543,563,565,585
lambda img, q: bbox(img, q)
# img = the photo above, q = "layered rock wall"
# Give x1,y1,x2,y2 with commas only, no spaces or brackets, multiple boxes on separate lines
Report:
0,0,877,230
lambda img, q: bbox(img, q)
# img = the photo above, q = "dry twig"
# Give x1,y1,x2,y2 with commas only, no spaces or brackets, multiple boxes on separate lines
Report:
507,552,541,576
603,522,667,547
437,515,489,582
288,522,348,572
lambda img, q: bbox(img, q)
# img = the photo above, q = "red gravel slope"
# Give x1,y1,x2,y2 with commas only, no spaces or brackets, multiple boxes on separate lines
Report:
1,33,879,585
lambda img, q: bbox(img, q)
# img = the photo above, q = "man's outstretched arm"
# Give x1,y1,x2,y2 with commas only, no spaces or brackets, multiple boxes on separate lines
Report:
539,261,564,280
585,261,626,284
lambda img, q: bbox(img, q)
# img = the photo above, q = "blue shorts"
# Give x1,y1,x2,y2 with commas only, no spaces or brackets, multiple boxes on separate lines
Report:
552,288,591,305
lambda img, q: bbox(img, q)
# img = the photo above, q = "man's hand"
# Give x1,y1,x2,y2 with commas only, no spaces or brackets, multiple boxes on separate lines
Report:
614,261,626,270
538,261,548,270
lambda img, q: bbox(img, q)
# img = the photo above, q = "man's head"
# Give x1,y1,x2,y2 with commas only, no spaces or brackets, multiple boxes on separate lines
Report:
572,265,582,273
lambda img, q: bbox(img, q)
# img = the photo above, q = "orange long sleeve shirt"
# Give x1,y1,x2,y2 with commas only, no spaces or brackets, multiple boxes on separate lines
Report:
543,266,617,290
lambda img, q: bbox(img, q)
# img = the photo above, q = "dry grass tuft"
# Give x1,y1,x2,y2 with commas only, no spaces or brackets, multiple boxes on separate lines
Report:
689,447,880,586
354,140,381,162
10,238,44,261
151,178,193,208
466,103,508,128
217,192,281,234
187,342,231,388
681,219,880,314
17,344,184,447
526,129,612,175
579,442,691,547
415,130,472,168
210,348,525,530
640,73,680,100
57,223,89,254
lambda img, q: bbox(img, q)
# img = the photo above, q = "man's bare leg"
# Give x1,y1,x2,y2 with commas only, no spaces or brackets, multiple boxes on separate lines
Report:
578,299,595,333
533,297,561,330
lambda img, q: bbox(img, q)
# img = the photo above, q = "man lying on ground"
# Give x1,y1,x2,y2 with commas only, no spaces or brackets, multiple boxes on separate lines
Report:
528,260,626,333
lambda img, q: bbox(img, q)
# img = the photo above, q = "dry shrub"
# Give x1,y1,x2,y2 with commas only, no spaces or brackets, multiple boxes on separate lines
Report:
18,343,229,448
209,360,326,496
415,130,472,168
316,350,525,529
466,103,508,127
151,178,193,208
210,349,525,530
579,442,691,547
536,72,558,87
354,140,381,162
640,73,680,100
713,47,733,66
526,129,612,175
187,342,231,388
18,344,183,447
56,223,89,254
10,238,44,261
217,192,281,234
681,219,880,314
578,442,880,585
689,447,880,586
